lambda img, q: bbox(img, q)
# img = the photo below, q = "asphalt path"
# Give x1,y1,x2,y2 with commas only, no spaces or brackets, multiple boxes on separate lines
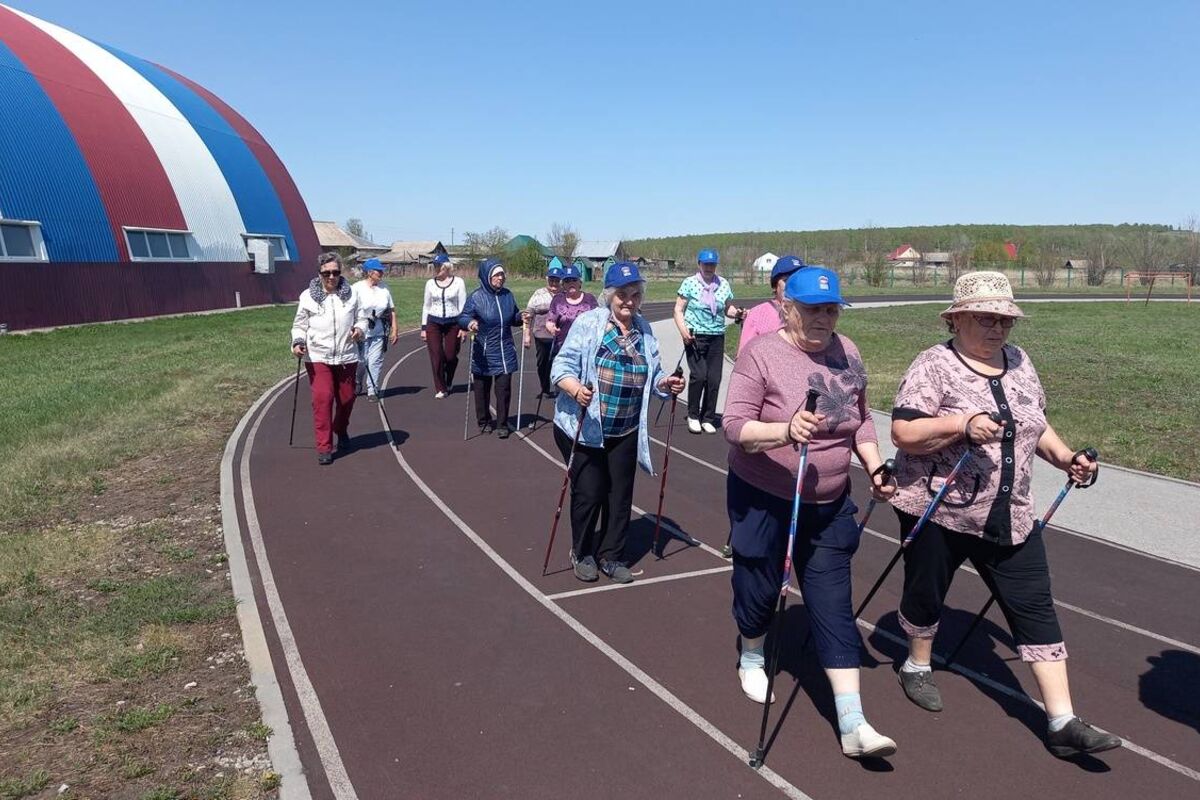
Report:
227,298,1200,799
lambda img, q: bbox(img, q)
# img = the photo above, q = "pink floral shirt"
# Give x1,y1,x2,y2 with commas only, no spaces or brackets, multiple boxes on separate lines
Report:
890,342,1048,545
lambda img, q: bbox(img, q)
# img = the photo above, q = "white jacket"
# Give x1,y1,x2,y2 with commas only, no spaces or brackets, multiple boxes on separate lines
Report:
352,280,395,338
421,276,466,325
290,278,367,365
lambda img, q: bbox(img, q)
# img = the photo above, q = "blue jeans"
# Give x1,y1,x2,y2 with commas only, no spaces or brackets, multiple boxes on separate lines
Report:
728,470,864,669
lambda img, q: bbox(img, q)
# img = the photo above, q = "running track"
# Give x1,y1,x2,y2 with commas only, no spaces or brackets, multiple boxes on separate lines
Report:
225,301,1200,799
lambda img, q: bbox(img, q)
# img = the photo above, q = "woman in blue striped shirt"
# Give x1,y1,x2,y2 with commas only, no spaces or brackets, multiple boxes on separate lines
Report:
551,262,686,583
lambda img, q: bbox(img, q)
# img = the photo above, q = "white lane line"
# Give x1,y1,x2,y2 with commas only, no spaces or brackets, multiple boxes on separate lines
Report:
649,432,728,475
379,354,816,800
858,528,1200,657
221,374,313,800
547,565,733,600
646,436,1200,655
241,383,364,800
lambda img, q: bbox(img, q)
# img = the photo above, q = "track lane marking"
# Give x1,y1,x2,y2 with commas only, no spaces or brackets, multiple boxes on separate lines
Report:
546,565,734,600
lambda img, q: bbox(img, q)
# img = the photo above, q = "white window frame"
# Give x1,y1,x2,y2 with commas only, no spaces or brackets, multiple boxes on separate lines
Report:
0,219,49,262
242,233,290,262
123,226,195,262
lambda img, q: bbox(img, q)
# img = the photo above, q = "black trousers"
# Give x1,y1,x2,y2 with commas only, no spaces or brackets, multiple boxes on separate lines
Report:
896,510,1066,661
554,426,638,564
534,336,554,395
474,373,512,427
685,333,725,424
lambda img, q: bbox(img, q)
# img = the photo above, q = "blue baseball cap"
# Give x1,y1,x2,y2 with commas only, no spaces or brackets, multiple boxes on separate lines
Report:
605,260,643,288
432,253,449,264
546,265,565,279
697,248,719,265
561,263,582,281
784,267,850,306
363,257,384,274
771,255,805,286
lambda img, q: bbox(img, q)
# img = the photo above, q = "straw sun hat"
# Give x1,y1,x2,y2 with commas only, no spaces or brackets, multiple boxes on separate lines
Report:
940,271,1025,320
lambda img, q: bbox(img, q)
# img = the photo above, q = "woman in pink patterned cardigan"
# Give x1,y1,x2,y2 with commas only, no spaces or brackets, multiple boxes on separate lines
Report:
889,271,1119,758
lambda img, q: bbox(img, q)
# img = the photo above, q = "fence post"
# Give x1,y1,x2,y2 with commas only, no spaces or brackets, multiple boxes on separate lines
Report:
1020,266,1025,287
889,267,895,287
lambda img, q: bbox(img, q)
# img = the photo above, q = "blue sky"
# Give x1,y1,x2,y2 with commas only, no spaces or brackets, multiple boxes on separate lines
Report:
16,0,1200,243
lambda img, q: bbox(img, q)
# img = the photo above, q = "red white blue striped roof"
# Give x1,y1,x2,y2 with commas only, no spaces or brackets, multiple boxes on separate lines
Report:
0,4,317,263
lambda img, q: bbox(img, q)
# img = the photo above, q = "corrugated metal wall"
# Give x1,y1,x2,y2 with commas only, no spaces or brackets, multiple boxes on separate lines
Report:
0,262,311,330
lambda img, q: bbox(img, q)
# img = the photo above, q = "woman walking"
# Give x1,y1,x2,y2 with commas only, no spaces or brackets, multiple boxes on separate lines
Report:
723,267,897,758
545,264,597,351
422,254,467,398
525,265,564,398
290,253,367,465
352,257,397,401
459,258,523,438
736,255,806,356
551,262,685,584
888,271,1119,758
674,248,745,434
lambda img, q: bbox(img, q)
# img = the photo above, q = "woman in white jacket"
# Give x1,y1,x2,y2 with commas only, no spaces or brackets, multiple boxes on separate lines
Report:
291,253,367,465
421,254,467,398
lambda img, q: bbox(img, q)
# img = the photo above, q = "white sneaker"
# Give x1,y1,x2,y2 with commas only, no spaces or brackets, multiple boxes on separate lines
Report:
687,417,702,434
840,722,897,758
737,667,775,705
701,421,718,434
435,391,446,399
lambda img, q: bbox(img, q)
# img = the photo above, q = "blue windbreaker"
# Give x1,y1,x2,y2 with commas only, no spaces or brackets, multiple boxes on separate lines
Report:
458,262,523,376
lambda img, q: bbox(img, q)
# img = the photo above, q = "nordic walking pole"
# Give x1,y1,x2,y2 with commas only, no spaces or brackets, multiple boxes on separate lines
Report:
516,320,528,429
944,447,1098,667
850,413,1002,625
361,349,397,445
463,332,476,441
655,330,690,426
288,353,303,446
749,389,820,769
652,362,687,556
542,383,592,576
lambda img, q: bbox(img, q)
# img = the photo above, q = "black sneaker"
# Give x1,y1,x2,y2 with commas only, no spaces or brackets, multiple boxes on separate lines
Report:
497,425,512,439
570,551,598,582
898,668,943,712
317,451,333,466
336,433,352,452
1045,717,1121,758
480,421,495,434
599,559,634,584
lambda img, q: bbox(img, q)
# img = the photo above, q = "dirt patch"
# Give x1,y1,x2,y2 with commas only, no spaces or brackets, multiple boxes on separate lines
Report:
0,435,281,799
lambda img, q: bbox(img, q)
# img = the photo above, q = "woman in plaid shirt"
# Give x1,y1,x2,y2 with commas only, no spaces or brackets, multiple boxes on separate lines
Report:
551,262,686,584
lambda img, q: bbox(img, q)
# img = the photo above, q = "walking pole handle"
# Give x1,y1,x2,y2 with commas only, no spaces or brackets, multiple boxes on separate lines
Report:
871,458,896,482
790,389,821,452
1072,447,1099,488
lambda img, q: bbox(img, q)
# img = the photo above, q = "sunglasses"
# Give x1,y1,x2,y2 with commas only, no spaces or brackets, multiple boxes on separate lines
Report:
972,314,1016,329
320,269,341,277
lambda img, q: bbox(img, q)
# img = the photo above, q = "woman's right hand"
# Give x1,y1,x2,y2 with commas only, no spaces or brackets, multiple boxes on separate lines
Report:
574,383,594,407
291,344,306,358
420,330,427,341
681,328,695,345
467,320,479,333
545,321,558,336
787,408,824,446
965,412,1004,445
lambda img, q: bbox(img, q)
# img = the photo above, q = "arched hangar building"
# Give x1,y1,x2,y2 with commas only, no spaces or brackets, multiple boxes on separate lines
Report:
0,4,319,330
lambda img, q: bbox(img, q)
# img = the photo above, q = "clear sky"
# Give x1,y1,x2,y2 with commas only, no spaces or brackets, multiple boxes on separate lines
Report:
14,0,1200,244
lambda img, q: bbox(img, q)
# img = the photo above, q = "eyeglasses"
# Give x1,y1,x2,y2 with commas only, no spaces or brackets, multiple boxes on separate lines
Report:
972,314,1016,329
320,270,341,277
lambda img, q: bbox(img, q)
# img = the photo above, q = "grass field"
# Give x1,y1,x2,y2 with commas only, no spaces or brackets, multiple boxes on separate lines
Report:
725,301,1200,482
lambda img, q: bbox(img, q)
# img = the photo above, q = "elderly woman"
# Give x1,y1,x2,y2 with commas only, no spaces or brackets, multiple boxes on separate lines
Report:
674,248,746,434
724,267,897,759
889,271,1118,758
352,257,398,401
736,255,806,356
525,265,565,398
545,263,597,350
551,261,685,584
291,253,366,465
459,258,523,438
422,254,467,398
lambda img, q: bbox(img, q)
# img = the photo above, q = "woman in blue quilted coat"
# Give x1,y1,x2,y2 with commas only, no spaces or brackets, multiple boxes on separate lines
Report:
459,258,525,438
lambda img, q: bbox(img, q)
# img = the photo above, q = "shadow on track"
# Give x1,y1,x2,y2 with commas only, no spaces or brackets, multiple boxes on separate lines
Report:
1139,649,1200,736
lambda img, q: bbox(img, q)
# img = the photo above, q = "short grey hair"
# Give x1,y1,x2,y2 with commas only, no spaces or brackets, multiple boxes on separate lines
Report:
603,280,646,307
318,252,343,268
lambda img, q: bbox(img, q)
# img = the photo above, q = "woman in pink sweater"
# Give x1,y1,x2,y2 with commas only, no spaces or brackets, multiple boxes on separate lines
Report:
736,254,807,356
723,267,897,759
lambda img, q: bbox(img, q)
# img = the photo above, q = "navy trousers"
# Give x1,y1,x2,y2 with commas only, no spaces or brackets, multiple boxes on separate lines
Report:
728,470,864,669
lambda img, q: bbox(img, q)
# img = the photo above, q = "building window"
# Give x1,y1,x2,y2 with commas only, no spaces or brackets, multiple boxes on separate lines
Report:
125,228,193,261
0,220,47,261
243,234,289,262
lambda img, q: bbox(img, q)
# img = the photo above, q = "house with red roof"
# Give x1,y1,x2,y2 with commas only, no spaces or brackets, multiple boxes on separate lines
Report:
887,244,922,268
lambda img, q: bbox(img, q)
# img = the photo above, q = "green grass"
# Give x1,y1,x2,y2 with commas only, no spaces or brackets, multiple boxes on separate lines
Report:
726,301,1200,481
0,770,49,800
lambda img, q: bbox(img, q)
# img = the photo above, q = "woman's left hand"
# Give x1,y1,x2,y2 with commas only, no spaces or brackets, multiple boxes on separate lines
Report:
1066,451,1098,484
659,375,685,396
869,469,897,502
350,328,364,343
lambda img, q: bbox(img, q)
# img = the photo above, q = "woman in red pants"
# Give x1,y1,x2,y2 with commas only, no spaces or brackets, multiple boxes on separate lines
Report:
291,253,367,464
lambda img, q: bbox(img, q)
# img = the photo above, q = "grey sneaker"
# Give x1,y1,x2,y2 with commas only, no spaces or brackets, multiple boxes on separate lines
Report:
569,551,598,583
1045,717,1121,758
898,668,943,712
599,559,634,584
